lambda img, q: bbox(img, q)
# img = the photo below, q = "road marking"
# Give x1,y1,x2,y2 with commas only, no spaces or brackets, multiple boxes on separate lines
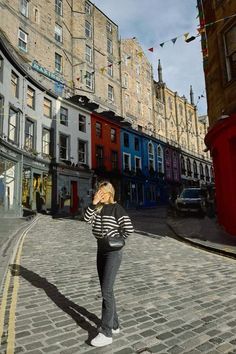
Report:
0,217,39,352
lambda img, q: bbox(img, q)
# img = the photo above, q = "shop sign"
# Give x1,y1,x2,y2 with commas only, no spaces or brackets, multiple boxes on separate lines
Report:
32,60,64,84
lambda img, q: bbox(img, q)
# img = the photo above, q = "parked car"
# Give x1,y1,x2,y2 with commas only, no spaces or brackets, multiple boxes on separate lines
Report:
175,188,206,216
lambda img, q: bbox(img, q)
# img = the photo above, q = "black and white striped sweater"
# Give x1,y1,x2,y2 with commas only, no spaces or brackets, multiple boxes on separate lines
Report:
84,203,134,247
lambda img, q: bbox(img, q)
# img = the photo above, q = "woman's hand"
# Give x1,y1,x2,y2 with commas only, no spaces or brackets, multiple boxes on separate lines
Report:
92,190,104,205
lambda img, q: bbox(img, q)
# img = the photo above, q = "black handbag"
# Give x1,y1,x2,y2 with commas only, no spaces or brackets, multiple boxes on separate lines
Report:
101,216,125,249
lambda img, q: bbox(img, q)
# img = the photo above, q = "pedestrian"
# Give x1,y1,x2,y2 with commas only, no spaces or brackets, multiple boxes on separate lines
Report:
84,181,134,347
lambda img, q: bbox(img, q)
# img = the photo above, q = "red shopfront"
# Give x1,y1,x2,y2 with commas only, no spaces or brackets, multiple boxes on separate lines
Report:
205,113,236,236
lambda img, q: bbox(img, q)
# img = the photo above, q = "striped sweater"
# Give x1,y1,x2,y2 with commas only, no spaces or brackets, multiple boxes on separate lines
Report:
84,203,134,248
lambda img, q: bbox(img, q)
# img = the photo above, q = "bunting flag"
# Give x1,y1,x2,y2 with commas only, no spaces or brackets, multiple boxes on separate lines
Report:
137,51,143,58
197,27,205,34
117,60,122,64
148,47,154,52
126,55,132,59
184,32,189,40
76,77,80,81
108,63,113,67
160,42,165,48
171,37,177,44
185,36,197,43
100,67,106,74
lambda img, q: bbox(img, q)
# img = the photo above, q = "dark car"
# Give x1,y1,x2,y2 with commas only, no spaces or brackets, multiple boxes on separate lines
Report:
175,188,205,216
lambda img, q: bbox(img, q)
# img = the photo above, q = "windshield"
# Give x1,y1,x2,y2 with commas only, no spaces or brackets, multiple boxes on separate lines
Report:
180,189,201,198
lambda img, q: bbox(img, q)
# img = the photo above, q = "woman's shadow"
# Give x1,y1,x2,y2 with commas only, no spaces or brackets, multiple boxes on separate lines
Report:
10,264,100,344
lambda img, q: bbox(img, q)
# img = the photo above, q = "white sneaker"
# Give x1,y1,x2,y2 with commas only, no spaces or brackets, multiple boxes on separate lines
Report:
112,328,120,334
91,333,113,347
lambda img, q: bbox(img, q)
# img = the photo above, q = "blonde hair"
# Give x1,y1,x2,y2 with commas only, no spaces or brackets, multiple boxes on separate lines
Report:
95,181,116,213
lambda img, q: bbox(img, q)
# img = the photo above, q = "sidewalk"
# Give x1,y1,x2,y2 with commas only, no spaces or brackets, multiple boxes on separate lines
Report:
128,206,236,258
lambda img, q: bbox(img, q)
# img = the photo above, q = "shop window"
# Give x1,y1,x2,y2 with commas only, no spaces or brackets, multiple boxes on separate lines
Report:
79,114,86,132
27,86,35,109
11,71,19,98
60,106,68,126
25,118,35,151
8,108,19,144
55,0,63,16
78,140,87,164
224,25,236,81
148,142,155,170
18,28,28,52
96,145,104,168
85,20,92,38
59,134,69,160
55,24,62,42
42,128,51,156
135,157,141,171
96,122,102,137
111,128,116,142
111,150,118,169
43,98,52,118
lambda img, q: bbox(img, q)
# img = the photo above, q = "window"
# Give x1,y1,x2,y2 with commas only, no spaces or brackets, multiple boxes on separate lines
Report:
134,137,139,151
11,71,19,98
55,24,62,42
20,0,29,17
79,114,86,132
78,140,87,163
224,26,236,81
34,8,39,23
55,53,62,73
60,106,68,126
108,60,113,77
205,165,209,180
96,122,102,137
18,29,28,52
108,85,114,101
136,81,141,96
187,158,192,176
123,133,129,147
85,45,92,62
148,142,155,170
0,56,3,82
181,156,186,173
85,1,91,14
25,118,35,150
55,0,62,16
106,21,112,33
85,20,92,38
85,71,93,89
111,128,116,142
111,150,118,169
157,145,163,157
27,86,35,109
96,145,104,168
193,161,198,177
42,128,50,156
107,38,113,54
125,94,130,110
123,153,131,171
123,73,128,88
0,96,4,135
138,125,142,132
135,156,141,170
8,108,19,144
59,134,69,159
43,98,52,118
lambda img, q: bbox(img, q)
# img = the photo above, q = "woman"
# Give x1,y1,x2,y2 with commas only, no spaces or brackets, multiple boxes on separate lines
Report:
84,181,134,347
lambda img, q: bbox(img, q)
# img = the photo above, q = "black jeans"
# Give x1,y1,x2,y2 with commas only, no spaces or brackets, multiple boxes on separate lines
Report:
97,249,122,337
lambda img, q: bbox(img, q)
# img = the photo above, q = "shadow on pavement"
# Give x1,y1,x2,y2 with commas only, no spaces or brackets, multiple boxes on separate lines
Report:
10,264,99,344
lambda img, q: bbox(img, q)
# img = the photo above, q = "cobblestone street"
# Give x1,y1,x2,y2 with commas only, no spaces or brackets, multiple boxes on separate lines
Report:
1,215,236,354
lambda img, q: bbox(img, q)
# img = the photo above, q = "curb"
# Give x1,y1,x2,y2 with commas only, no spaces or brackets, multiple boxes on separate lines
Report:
166,222,236,261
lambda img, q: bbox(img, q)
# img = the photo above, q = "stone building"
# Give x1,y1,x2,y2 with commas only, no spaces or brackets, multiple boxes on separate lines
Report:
0,0,122,113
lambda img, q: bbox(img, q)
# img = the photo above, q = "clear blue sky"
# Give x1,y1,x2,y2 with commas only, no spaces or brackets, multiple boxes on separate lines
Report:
94,0,207,115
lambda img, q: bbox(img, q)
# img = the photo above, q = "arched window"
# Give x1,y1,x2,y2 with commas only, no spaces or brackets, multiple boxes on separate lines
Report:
199,163,204,179
181,156,186,174
186,158,192,176
157,145,164,174
193,161,198,177
148,142,155,171
205,165,209,181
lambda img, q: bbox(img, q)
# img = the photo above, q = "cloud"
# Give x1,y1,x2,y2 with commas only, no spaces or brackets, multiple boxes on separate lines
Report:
94,0,207,115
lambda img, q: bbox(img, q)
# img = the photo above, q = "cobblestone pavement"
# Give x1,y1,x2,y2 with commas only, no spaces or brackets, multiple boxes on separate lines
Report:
1,215,236,354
